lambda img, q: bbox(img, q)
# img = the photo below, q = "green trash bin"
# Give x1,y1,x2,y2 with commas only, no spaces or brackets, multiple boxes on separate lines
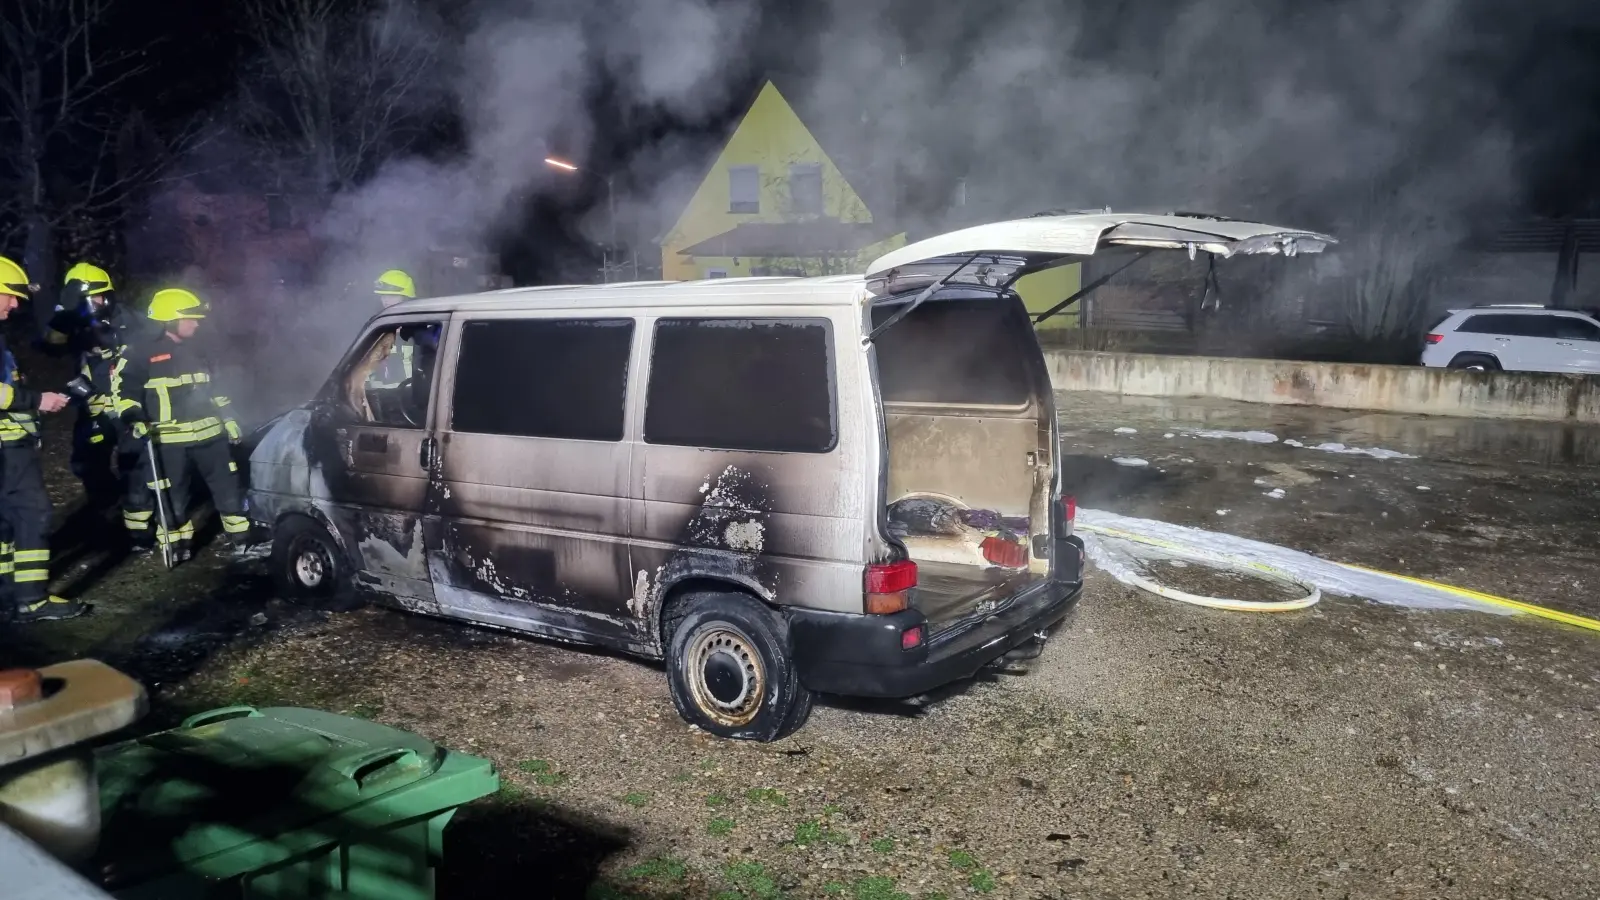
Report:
93,706,499,900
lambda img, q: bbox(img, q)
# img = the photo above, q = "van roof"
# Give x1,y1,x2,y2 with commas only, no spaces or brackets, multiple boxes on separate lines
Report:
388,274,873,315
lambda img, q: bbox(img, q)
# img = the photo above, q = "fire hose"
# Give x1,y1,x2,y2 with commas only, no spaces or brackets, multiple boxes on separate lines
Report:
1077,508,1600,633
1078,522,1322,612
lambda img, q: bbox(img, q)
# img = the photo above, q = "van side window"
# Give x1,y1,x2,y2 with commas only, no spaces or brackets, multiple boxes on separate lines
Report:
645,318,835,453
451,318,634,441
345,320,443,428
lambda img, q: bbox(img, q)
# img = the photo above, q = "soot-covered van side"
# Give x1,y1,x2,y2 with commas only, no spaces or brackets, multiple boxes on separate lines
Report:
247,213,1335,741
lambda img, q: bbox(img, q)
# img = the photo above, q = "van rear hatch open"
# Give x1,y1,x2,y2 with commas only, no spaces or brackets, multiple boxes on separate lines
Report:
870,293,1056,637
865,212,1335,636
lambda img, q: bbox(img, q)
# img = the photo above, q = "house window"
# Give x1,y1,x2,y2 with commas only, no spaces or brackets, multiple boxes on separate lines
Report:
704,268,729,279
645,318,836,453
450,318,635,442
789,164,823,215
728,165,760,213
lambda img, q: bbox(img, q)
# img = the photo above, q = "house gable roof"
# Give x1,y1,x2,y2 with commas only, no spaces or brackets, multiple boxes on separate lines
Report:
661,80,877,256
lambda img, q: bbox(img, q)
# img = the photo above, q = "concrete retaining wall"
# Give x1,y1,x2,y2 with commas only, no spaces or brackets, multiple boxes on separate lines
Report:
1044,350,1600,423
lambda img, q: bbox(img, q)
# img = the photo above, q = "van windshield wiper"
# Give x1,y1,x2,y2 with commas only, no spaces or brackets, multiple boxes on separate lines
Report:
865,252,984,342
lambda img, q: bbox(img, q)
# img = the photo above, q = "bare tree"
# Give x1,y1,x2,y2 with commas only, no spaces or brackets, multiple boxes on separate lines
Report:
1331,182,1450,352
237,0,445,196
0,0,159,324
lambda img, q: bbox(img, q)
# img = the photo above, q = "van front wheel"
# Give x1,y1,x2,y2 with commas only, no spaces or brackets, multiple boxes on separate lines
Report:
272,516,360,611
666,593,812,742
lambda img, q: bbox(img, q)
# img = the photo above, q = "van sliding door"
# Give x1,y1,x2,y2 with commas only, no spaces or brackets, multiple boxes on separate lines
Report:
425,315,641,648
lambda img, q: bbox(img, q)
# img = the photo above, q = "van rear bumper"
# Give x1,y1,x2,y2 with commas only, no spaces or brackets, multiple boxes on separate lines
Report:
785,577,1083,699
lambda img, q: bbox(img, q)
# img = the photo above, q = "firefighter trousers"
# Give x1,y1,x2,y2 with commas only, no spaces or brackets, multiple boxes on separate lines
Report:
0,442,55,606
70,406,119,505
121,438,156,547
135,436,248,553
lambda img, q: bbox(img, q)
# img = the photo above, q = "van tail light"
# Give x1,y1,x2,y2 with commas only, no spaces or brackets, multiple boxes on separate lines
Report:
865,560,916,614
1425,333,1443,344
981,535,1029,568
1062,495,1077,536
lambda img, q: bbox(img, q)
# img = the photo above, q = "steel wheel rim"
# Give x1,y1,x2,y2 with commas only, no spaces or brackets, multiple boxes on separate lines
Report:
292,536,329,589
685,626,765,727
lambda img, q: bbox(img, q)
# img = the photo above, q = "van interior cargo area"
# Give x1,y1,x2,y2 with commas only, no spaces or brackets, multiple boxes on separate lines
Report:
873,297,1052,634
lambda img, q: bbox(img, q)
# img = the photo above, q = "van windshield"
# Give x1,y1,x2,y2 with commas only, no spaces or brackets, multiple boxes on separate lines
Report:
871,299,1034,406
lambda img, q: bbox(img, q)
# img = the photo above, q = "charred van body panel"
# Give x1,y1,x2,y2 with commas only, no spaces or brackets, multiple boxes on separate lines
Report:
249,213,1340,732
246,279,1072,692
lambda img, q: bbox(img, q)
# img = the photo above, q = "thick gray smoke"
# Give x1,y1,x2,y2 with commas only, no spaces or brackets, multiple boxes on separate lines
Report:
199,0,1567,419
802,0,1514,225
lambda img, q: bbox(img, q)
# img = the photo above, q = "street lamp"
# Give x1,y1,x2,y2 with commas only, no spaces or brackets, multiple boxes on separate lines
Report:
545,157,618,282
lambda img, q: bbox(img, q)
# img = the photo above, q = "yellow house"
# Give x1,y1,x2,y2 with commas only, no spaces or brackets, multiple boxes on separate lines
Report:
659,79,1079,329
1014,262,1083,330
660,81,905,281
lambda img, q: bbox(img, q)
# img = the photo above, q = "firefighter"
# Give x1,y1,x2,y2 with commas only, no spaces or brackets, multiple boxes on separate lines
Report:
45,262,141,506
110,288,248,563
367,269,437,397
373,268,415,309
0,256,84,622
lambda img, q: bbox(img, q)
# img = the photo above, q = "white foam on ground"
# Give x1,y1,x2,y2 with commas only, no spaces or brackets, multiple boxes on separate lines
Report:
1112,457,1150,467
1077,507,1514,615
1114,427,1138,434
1183,429,1280,443
1301,441,1418,460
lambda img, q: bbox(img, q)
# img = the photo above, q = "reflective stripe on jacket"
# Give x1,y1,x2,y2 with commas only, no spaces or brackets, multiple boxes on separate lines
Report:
111,337,240,444
0,336,40,443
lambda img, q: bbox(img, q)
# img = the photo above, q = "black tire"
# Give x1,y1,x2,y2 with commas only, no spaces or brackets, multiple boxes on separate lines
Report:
271,516,360,610
665,592,813,742
1447,353,1501,372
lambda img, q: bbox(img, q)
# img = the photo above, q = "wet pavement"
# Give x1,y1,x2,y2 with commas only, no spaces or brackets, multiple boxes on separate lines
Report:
1056,391,1600,620
3,389,1598,898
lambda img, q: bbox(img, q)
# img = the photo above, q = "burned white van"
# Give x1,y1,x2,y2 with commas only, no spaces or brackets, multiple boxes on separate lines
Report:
247,213,1334,740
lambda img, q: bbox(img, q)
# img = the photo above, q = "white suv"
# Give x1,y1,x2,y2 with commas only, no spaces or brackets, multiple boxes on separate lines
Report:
1421,306,1600,374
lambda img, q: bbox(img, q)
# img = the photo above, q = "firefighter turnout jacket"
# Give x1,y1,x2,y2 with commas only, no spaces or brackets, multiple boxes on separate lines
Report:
110,335,241,443
0,333,41,444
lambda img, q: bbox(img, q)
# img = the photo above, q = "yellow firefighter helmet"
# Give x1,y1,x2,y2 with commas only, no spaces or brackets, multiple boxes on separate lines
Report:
374,269,416,299
64,261,114,296
147,288,210,321
0,256,34,299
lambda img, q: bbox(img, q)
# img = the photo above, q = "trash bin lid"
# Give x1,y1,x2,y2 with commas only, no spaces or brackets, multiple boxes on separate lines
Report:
0,660,146,766
96,706,469,885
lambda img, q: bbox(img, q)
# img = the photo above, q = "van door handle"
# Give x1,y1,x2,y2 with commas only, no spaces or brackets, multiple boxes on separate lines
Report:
1493,337,1511,342
1556,341,1574,346
419,436,437,470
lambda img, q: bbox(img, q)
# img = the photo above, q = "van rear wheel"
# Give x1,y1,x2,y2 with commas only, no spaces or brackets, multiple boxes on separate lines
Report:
666,592,812,742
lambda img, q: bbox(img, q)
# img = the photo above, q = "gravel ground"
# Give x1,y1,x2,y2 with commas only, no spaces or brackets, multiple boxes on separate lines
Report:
6,379,1599,899
145,576,1599,900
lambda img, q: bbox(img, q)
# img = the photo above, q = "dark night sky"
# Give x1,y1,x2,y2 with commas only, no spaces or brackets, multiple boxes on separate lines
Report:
89,0,1600,282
